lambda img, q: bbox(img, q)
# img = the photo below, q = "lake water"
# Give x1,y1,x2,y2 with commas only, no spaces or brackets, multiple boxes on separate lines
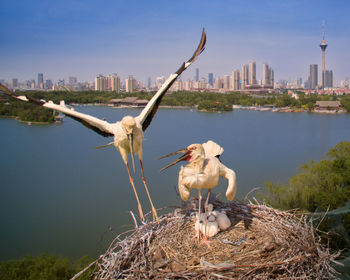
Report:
1,107,350,261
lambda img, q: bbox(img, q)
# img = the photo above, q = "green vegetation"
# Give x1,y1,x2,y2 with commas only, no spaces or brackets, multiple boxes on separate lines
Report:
0,99,56,123
259,142,350,212
0,254,93,280
1,90,349,123
341,95,350,112
259,142,350,251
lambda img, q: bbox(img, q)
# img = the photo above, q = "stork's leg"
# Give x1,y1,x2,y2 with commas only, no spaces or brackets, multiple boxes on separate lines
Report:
204,190,211,214
126,163,144,221
201,190,212,247
140,160,159,223
194,189,202,242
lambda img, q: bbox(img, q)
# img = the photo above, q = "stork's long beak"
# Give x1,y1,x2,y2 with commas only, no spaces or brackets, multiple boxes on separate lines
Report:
158,148,190,172
127,133,135,172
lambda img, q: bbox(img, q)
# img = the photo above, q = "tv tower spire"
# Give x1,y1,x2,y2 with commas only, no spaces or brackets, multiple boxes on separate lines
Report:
320,20,328,88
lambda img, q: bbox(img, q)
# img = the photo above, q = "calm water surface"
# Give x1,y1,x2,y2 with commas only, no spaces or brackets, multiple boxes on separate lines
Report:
1,107,350,261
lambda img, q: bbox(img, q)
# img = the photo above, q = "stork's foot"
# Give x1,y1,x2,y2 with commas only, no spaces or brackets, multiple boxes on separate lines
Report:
193,229,201,243
200,235,212,248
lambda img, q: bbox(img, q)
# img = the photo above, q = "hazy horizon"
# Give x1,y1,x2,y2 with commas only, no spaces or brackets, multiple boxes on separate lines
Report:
1,0,349,84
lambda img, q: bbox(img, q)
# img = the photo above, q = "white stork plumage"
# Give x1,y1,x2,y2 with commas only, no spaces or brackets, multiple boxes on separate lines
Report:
159,140,236,242
0,28,206,223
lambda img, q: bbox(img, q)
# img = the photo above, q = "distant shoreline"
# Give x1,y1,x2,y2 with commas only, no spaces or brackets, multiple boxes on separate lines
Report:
0,115,60,125
1,104,346,126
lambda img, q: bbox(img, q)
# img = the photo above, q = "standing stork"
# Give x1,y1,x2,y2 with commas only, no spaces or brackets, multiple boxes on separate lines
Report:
0,28,206,223
159,140,236,242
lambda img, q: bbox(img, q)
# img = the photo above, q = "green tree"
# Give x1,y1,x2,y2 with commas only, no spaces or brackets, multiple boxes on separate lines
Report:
259,142,350,212
0,254,94,280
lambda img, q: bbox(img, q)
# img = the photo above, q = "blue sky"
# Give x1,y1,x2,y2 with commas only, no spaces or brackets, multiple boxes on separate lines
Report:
1,0,349,85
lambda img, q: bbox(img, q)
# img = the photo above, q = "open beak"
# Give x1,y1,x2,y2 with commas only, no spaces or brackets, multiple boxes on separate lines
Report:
127,133,135,172
158,148,191,172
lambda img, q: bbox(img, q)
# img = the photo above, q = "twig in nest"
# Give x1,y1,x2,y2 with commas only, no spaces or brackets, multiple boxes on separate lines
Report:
129,210,138,228
244,187,261,202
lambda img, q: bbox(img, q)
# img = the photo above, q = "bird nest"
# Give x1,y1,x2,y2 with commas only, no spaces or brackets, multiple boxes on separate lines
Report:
76,198,340,279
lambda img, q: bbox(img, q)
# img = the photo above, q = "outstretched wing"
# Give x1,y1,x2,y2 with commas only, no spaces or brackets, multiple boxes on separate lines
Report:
0,84,114,137
219,162,237,201
136,28,206,131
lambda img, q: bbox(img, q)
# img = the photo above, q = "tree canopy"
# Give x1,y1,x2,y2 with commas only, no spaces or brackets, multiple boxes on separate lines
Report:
259,142,350,212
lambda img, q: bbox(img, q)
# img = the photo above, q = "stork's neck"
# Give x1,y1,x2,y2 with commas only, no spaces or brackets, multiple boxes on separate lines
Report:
187,154,205,171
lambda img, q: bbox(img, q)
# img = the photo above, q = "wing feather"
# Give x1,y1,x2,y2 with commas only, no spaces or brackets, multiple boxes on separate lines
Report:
136,28,206,131
0,83,114,137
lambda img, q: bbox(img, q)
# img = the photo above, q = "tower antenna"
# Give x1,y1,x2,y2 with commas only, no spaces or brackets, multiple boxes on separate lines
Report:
322,20,325,40
320,20,328,88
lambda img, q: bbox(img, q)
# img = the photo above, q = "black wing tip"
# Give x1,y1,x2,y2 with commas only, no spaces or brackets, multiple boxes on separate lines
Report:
26,95,45,106
187,28,206,64
0,83,16,96
0,83,45,105
175,28,206,76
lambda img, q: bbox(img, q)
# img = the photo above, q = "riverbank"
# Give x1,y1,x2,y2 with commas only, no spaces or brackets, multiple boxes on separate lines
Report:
79,103,349,114
233,104,347,114
0,115,55,125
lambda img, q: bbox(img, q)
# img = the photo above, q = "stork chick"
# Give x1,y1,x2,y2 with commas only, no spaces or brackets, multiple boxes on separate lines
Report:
212,209,231,231
195,211,219,239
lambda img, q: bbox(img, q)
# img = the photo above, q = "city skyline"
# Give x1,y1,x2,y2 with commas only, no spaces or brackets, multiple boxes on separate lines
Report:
0,0,349,85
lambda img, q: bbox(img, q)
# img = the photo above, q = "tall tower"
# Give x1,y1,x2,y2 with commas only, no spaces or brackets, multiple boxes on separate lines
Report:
249,61,257,85
310,64,318,90
232,69,240,90
262,63,270,86
241,64,249,89
38,73,44,89
208,73,214,86
320,20,328,88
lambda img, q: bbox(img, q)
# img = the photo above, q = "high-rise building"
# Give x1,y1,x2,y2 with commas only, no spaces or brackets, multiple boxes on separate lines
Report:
249,61,257,85
310,64,318,89
270,68,274,87
125,76,136,93
262,63,274,87
262,63,270,86
232,70,240,90
45,80,53,90
109,74,120,92
147,77,151,89
223,75,230,89
296,77,302,87
95,74,107,91
214,77,222,89
12,78,18,88
156,76,165,89
241,64,249,89
324,70,333,88
320,21,328,88
69,77,78,85
195,68,199,82
208,73,214,86
38,73,44,89
58,79,65,86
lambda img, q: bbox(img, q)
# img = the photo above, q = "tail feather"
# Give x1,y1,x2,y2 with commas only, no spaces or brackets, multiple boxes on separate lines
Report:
202,140,224,158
